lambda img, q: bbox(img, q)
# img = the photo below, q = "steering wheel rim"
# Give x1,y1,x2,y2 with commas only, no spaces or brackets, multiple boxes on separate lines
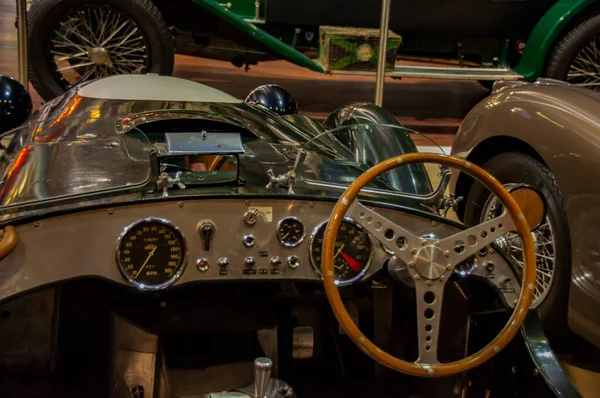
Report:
322,153,536,377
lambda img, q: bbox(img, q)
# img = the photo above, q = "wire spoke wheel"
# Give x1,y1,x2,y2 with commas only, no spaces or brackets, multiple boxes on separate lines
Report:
481,184,555,307
50,5,149,89
566,38,600,88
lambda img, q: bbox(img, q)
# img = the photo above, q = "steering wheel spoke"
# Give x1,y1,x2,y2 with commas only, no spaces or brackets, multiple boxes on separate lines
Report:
414,280,445,364
347,201,419,262
439,211,515,268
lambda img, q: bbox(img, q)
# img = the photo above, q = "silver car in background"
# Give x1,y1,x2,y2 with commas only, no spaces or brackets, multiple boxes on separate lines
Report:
451,79,600,349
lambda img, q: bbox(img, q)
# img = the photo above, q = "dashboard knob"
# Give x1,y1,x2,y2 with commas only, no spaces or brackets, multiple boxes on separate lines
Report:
485,262,495,272
196,258,209,272
500,277,512,287
245,257,256,268
243,234,256,248
244,210,258,226
218,258,229,268
270,256,282,267
287,255,299,269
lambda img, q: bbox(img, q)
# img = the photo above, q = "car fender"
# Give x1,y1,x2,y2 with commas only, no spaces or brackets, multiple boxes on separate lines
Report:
515,0,597,81
451,83,600,348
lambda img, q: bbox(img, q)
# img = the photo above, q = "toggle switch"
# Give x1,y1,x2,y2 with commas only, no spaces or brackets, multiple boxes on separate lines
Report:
197,220,216,251
270,256,282,267
245,257,256,268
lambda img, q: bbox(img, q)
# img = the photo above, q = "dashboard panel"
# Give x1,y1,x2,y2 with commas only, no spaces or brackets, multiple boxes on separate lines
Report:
0,199,522,306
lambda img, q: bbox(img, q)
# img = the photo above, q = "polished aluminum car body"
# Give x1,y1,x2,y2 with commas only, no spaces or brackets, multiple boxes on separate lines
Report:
0,75,433,220
451,78,600,349
0,75,564,397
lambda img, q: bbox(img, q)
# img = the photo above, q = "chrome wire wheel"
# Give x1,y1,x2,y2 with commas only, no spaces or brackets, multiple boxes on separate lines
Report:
49,5,150,89
481,184,555,307
566,38,600,88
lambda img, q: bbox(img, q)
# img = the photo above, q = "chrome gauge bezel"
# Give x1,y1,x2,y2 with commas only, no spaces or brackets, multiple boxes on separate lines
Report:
115,217,188,291
276,216,306,248
309,216,374,286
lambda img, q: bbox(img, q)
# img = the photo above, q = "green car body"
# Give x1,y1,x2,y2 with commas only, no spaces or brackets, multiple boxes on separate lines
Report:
25,0,600,100
189,0,600,82
514,0,598,80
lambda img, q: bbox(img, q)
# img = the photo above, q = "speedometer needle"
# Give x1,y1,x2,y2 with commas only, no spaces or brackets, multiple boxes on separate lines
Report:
135,245,157,280
340,252,362,273
333,244,345,260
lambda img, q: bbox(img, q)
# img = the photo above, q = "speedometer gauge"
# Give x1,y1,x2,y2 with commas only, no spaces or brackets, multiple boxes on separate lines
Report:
116,218,187,290
309,218,372,285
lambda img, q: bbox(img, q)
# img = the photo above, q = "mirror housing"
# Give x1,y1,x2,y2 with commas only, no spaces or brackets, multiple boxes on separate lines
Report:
0,75,32,133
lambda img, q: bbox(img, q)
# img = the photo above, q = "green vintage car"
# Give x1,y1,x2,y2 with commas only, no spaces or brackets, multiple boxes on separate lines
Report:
26,0,600,100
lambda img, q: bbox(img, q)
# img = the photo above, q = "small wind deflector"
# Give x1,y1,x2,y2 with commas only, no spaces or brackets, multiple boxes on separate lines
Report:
154,131,244,196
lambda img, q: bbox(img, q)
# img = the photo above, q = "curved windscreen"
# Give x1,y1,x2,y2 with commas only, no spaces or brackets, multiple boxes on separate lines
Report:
296,122,447,195
0,97,449,218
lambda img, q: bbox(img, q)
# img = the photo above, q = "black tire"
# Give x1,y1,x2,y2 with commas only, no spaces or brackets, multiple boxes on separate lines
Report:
545,13,600,87
464,152,571,347
28,0,174,101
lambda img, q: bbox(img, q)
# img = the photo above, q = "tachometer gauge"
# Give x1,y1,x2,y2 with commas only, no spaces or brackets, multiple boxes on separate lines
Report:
276,217,306,247
116,218,187,290
309,218,372,285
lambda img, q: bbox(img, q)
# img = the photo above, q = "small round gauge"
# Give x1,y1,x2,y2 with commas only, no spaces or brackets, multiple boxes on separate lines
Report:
116,218,187,290
276,217,306,247
309,218,372,285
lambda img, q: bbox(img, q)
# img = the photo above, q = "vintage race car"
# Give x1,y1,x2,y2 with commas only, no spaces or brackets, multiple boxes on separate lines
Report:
23,0,600,100
0,74,579,397
451,78,600,351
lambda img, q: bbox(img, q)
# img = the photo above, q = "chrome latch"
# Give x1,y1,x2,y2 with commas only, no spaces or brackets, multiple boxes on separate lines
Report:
265,169,296,194
440,194,463,217
157,171,186,197
265,148,304,194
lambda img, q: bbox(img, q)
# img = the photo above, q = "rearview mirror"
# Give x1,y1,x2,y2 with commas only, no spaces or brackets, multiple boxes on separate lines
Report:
0,75,32,133
509,185,546,230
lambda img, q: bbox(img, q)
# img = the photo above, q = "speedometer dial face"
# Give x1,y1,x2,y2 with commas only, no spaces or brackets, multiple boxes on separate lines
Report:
309,218,372,285
276,216,306,247
116,218,187,290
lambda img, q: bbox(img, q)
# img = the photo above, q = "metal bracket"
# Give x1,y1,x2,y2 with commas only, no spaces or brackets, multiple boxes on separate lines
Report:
521,310,582,397
441,194,464,217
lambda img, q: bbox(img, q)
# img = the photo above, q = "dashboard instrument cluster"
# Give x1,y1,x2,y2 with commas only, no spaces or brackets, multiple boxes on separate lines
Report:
114,216,375,290
113,201,379,290
0,199,523,309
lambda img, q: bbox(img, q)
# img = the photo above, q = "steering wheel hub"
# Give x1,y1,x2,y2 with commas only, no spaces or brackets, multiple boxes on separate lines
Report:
414,245,447,280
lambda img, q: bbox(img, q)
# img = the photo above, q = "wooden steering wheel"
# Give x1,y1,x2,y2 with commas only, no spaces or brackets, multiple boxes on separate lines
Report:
322,153,536,377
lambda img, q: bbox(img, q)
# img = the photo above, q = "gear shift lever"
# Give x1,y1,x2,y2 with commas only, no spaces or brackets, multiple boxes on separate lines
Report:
253,357,272,398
